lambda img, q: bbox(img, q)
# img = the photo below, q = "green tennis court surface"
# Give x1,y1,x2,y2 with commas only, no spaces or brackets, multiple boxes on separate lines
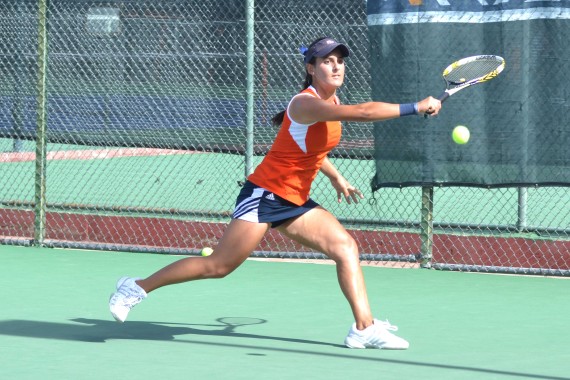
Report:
1,244,568,380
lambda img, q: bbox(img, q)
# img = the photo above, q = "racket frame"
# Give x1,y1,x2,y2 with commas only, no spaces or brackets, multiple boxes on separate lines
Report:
438,54,505,102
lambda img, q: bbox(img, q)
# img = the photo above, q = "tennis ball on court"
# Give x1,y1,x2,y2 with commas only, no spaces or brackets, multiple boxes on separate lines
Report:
452,125,470,144
201,247,213,256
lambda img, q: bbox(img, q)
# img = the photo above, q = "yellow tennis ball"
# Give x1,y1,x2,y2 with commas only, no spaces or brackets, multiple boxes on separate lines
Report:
452,125,470,144
201,247,213,256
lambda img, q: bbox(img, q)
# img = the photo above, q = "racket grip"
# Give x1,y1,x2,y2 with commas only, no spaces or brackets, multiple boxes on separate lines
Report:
423,91,449,118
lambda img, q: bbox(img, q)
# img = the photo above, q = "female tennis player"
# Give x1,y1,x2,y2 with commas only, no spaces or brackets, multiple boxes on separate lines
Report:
109,36,441,349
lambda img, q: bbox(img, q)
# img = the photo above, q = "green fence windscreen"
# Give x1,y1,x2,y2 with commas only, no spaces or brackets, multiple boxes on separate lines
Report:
368,1,570,190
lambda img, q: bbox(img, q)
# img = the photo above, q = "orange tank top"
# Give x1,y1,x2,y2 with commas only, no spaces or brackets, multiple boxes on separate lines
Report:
248,86,342,205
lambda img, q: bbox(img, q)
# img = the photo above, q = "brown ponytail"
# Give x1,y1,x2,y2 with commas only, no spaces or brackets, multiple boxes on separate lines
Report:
271,37,330,127
271,69,314,127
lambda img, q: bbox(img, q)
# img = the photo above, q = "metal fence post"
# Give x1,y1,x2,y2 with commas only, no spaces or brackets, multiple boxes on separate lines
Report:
420,186,434,268
34,0,49,246
244,0,255,178
517,187,528,232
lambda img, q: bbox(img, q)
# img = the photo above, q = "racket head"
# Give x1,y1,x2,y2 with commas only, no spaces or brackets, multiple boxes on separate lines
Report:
443,55,505,87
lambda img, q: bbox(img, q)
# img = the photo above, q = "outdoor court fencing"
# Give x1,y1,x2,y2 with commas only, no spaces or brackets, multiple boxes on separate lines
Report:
0,0,568,276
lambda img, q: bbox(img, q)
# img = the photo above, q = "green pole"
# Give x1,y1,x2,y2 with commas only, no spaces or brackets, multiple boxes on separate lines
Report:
244,0,255,178
34,0,49,245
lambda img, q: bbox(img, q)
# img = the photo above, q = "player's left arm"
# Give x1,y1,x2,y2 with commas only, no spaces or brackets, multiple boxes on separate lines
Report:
289,95,440,124
320,157,364,204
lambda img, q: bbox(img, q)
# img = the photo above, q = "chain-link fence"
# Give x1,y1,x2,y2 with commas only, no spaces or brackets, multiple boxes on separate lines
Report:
0,0,568,275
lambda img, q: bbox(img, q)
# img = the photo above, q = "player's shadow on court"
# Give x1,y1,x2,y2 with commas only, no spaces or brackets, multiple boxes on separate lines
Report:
0,317,343,348
1,319,565,380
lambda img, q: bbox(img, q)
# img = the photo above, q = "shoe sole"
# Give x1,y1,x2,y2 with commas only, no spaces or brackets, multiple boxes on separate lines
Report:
344,336,366,349
345,336,409,350
109,293,127,323
109,276,131,323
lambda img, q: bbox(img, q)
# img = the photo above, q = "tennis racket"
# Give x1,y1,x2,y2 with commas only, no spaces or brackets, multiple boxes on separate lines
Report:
425,55,505,117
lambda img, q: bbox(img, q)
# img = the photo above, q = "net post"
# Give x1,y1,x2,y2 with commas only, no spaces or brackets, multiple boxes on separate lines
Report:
244,0,255,178
420,186,434,268
34,0,49,246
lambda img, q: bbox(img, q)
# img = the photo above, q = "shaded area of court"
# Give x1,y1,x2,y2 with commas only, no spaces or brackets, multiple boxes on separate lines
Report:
0,245,568,380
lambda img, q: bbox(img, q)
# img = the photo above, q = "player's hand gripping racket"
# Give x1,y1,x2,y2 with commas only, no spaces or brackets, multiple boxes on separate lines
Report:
425,55,505,117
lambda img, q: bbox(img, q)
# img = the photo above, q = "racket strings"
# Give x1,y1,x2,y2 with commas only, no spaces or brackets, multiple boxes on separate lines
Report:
445,60,502,84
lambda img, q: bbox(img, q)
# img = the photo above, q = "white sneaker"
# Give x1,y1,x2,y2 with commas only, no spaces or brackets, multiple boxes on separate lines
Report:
109,277,147,322
344,319,409,349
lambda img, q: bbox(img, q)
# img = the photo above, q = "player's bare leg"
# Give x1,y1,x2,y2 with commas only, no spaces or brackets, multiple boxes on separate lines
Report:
277,207,409,349
139,219,269,291
276,206,373,329
109,219,269,322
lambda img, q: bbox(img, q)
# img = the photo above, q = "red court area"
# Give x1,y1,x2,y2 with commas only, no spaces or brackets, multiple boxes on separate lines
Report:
1,208,568,271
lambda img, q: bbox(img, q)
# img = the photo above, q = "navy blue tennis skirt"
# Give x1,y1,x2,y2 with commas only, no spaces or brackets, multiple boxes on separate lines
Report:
232,181,319,228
